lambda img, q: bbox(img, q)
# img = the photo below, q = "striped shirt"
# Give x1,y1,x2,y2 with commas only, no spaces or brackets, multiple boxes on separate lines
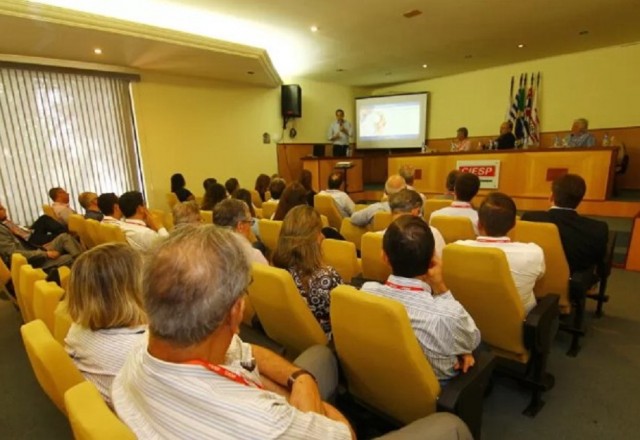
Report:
430,201,479,234
65,324,147,407
361,275,480,380
112,336,351,440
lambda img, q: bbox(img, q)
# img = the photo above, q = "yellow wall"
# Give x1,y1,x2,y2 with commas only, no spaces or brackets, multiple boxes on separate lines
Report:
371,43,640,139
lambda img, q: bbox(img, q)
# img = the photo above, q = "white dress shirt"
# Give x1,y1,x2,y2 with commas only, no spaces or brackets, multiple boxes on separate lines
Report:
350,201,389,227
120,219,169,251
319,189,355,218
430,201,479,234
52,202,75,225
327,120,353,145
101,215,124,226
456,236,544,314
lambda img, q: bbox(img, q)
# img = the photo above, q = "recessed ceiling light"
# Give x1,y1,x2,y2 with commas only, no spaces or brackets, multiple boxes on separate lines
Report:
336,68,345,72
247,71,255,75
310,25,318,32
517,44,525,48
385,72,392,76
464,54,473,59
422,64,428,69
93,48,102,55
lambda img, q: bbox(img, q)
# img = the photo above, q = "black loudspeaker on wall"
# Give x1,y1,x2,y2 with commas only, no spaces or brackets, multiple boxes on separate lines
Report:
281,84,302,118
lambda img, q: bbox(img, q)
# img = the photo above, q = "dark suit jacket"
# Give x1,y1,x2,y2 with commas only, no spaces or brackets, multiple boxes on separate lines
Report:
496,132,516,149
521,208,608,274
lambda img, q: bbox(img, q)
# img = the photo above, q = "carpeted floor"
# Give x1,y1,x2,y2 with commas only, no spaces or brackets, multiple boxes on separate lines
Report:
1,268,639,439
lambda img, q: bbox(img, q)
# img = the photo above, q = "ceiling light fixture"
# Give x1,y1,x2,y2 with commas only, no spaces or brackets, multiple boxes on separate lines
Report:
422,64,428,69
579,30,589,35
464,54,473,59
310,25,318,32
93,48,102,55
517,44,525,48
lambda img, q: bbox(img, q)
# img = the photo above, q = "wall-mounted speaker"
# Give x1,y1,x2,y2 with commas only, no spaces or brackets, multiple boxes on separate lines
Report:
281,84,302,118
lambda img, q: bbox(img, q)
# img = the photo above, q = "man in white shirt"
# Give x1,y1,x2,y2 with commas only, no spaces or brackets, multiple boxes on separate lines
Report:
118,191,168,251
213,199,268,265
97,193,124,225
430,172,480,234
318,172,355,218
457,192,544,314
327,109,353,157
361,216,480,384
48,187,76,226
112,226,354,439
350,174,406,227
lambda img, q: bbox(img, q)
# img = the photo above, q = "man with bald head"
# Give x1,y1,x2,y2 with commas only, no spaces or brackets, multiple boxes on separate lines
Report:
350,174,406,227
566,118,595,147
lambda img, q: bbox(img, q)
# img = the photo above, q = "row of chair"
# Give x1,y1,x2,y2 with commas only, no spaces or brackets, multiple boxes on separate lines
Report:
67,214,127,249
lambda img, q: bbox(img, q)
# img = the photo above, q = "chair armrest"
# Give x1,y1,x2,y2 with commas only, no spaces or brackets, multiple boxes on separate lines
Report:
524,294,560,354
437,349,496,440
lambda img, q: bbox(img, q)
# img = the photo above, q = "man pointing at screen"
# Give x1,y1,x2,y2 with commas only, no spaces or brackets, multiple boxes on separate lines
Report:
328,109,353,157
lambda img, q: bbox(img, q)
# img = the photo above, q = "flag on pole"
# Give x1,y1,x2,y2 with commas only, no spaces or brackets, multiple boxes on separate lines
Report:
528,72,541,146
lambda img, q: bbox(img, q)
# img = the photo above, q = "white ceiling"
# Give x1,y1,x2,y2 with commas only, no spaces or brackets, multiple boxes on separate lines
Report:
7,0,640,87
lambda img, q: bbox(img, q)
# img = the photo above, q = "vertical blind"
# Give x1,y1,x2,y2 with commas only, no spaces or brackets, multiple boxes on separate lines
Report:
0,65,142,226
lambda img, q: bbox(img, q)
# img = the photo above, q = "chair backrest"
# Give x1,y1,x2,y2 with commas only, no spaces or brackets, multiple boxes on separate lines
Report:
430,215,476,243
261,201,278,219
321,239,361,283
250,189,263,208
100,223,127,244
361,232,390,282
442,244,527,359
423,199,453,221
42,204,58,220
11,253,28,304
331,285,440,424
58,266,71,291
65,381,136,440
340,218,368,251
314,194,343,230
371,211,393,232
67,213,87,245
19,264,48,322
166,192,179,210
247,264,327,357
510,220,571,313
20,319,84,414
148,209,167,230
54,300,73,344
85,219,102,247
33,280,65,334
200,210,213,224
258,219,283,254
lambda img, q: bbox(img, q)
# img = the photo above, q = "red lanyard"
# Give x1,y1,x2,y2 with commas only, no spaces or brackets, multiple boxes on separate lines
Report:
476,237,511,243
385,281,425,292
451,202,471,209
183,359,264,389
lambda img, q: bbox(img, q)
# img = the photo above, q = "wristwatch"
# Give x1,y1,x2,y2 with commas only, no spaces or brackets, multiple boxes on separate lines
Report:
287,369,316,390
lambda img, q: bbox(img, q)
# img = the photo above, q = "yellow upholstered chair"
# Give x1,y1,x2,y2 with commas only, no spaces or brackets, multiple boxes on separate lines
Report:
258,219,282,254
314,194,343,230
321,239,361,284
200,210,213,224
251,189,263,208
149,209,167,230
442,244,559,415
67,214,89,248
54,300,73,344
247,264,327,357
423,199,452,221
166,192,179,210
42,204,58,220
58,266,71,291
430,215,476,244
21,319,84,414
11,253,28,308
85,219,102,247
371,211,393,232
33,280,65,334
340,218,368,252
19,265,47,323
360,232,390,282
261,201,278,219
320,214,329,228
65,381,136,440
254,207,263,219
100,223,127,244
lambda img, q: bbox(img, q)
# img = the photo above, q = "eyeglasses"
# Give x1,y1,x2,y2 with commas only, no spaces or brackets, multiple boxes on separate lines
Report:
240,218,256,226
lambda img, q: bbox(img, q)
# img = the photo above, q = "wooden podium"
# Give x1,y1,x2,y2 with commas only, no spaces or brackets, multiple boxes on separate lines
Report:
301,156,364,194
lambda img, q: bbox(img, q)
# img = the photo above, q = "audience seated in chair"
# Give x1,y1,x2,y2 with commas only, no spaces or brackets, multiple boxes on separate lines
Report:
434,170,461,200
253,173,271,206
172,201,202,228
299,169,317,207
457,192,544,314
232,188,263,242
225,177,240,196
97,193,124,226
111,226,355,439
273,206,343,337
171,173,195,202
48,187,77,226
78,192,104,221
65,243,147,407
318,172,355,218
350,174,406,227
273,182,309,221
118,191,169,252
361,216,480,385
201,182,227,211
213,199,268,265
430,172,480,234
267,178,286,203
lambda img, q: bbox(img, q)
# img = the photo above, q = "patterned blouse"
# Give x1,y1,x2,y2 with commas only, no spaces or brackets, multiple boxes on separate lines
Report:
289,266,343,337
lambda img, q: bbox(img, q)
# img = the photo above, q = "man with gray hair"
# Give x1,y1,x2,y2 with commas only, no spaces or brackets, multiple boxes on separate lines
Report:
567,118,596,147
112,226,354,439
213,199,268,265
350,174,407,227
172,201,202,228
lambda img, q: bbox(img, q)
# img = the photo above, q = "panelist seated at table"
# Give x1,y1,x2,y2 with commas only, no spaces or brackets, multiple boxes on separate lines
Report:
565,118,596,148
482,121,516,150
451,127,472,152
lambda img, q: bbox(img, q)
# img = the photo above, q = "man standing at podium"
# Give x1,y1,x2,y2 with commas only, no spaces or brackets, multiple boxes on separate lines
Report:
328,109,353,157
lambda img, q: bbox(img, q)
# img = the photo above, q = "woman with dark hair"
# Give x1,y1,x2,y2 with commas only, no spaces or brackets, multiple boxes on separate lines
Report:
201,183,227,211
170,173,195,202
273,182,309,221
254,174,271,205
299,169,317,207
202,177,217,192
225,178,240,196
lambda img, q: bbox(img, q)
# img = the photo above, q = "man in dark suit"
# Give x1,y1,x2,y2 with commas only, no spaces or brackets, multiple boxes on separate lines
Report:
521,174,608,279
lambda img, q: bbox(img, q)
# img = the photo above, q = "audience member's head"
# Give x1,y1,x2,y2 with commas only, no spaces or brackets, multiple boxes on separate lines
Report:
398,165,416,186
384,174,408,196
97,193,122,218
143,225,251,347
232,188,256,218
454,172,480,202
383,216,434,278
213,199,254,240
299,169,314,192
327,172,344,190
0,202,8,221
118,191,145,218
500,120,513,135
273,182,308,221
225,178,240,196
445,170,461,192
78,192,99,211
571,118,589,135
202,183,227,211
269,178,286,200
478,192,517,237
171,173,187,193
172,201,201,227
552,174,586,209
254,174,271,200
273,205,323,277
389,189,423,218
49,187,69,203
457,127,469,140
203,177,217,191
67,243,146,331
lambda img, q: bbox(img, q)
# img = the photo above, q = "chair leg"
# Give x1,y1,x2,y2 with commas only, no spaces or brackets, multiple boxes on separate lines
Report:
522,351,553,417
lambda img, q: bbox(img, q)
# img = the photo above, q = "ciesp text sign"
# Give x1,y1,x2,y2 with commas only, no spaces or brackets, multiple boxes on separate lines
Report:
456,160,501,189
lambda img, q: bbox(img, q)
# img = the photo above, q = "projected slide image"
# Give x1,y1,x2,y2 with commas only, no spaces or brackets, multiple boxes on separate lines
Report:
359,102,421,140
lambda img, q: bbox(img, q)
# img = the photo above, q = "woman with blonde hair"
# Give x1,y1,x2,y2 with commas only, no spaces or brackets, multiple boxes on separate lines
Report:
272,205,342,337
65,243,147,406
